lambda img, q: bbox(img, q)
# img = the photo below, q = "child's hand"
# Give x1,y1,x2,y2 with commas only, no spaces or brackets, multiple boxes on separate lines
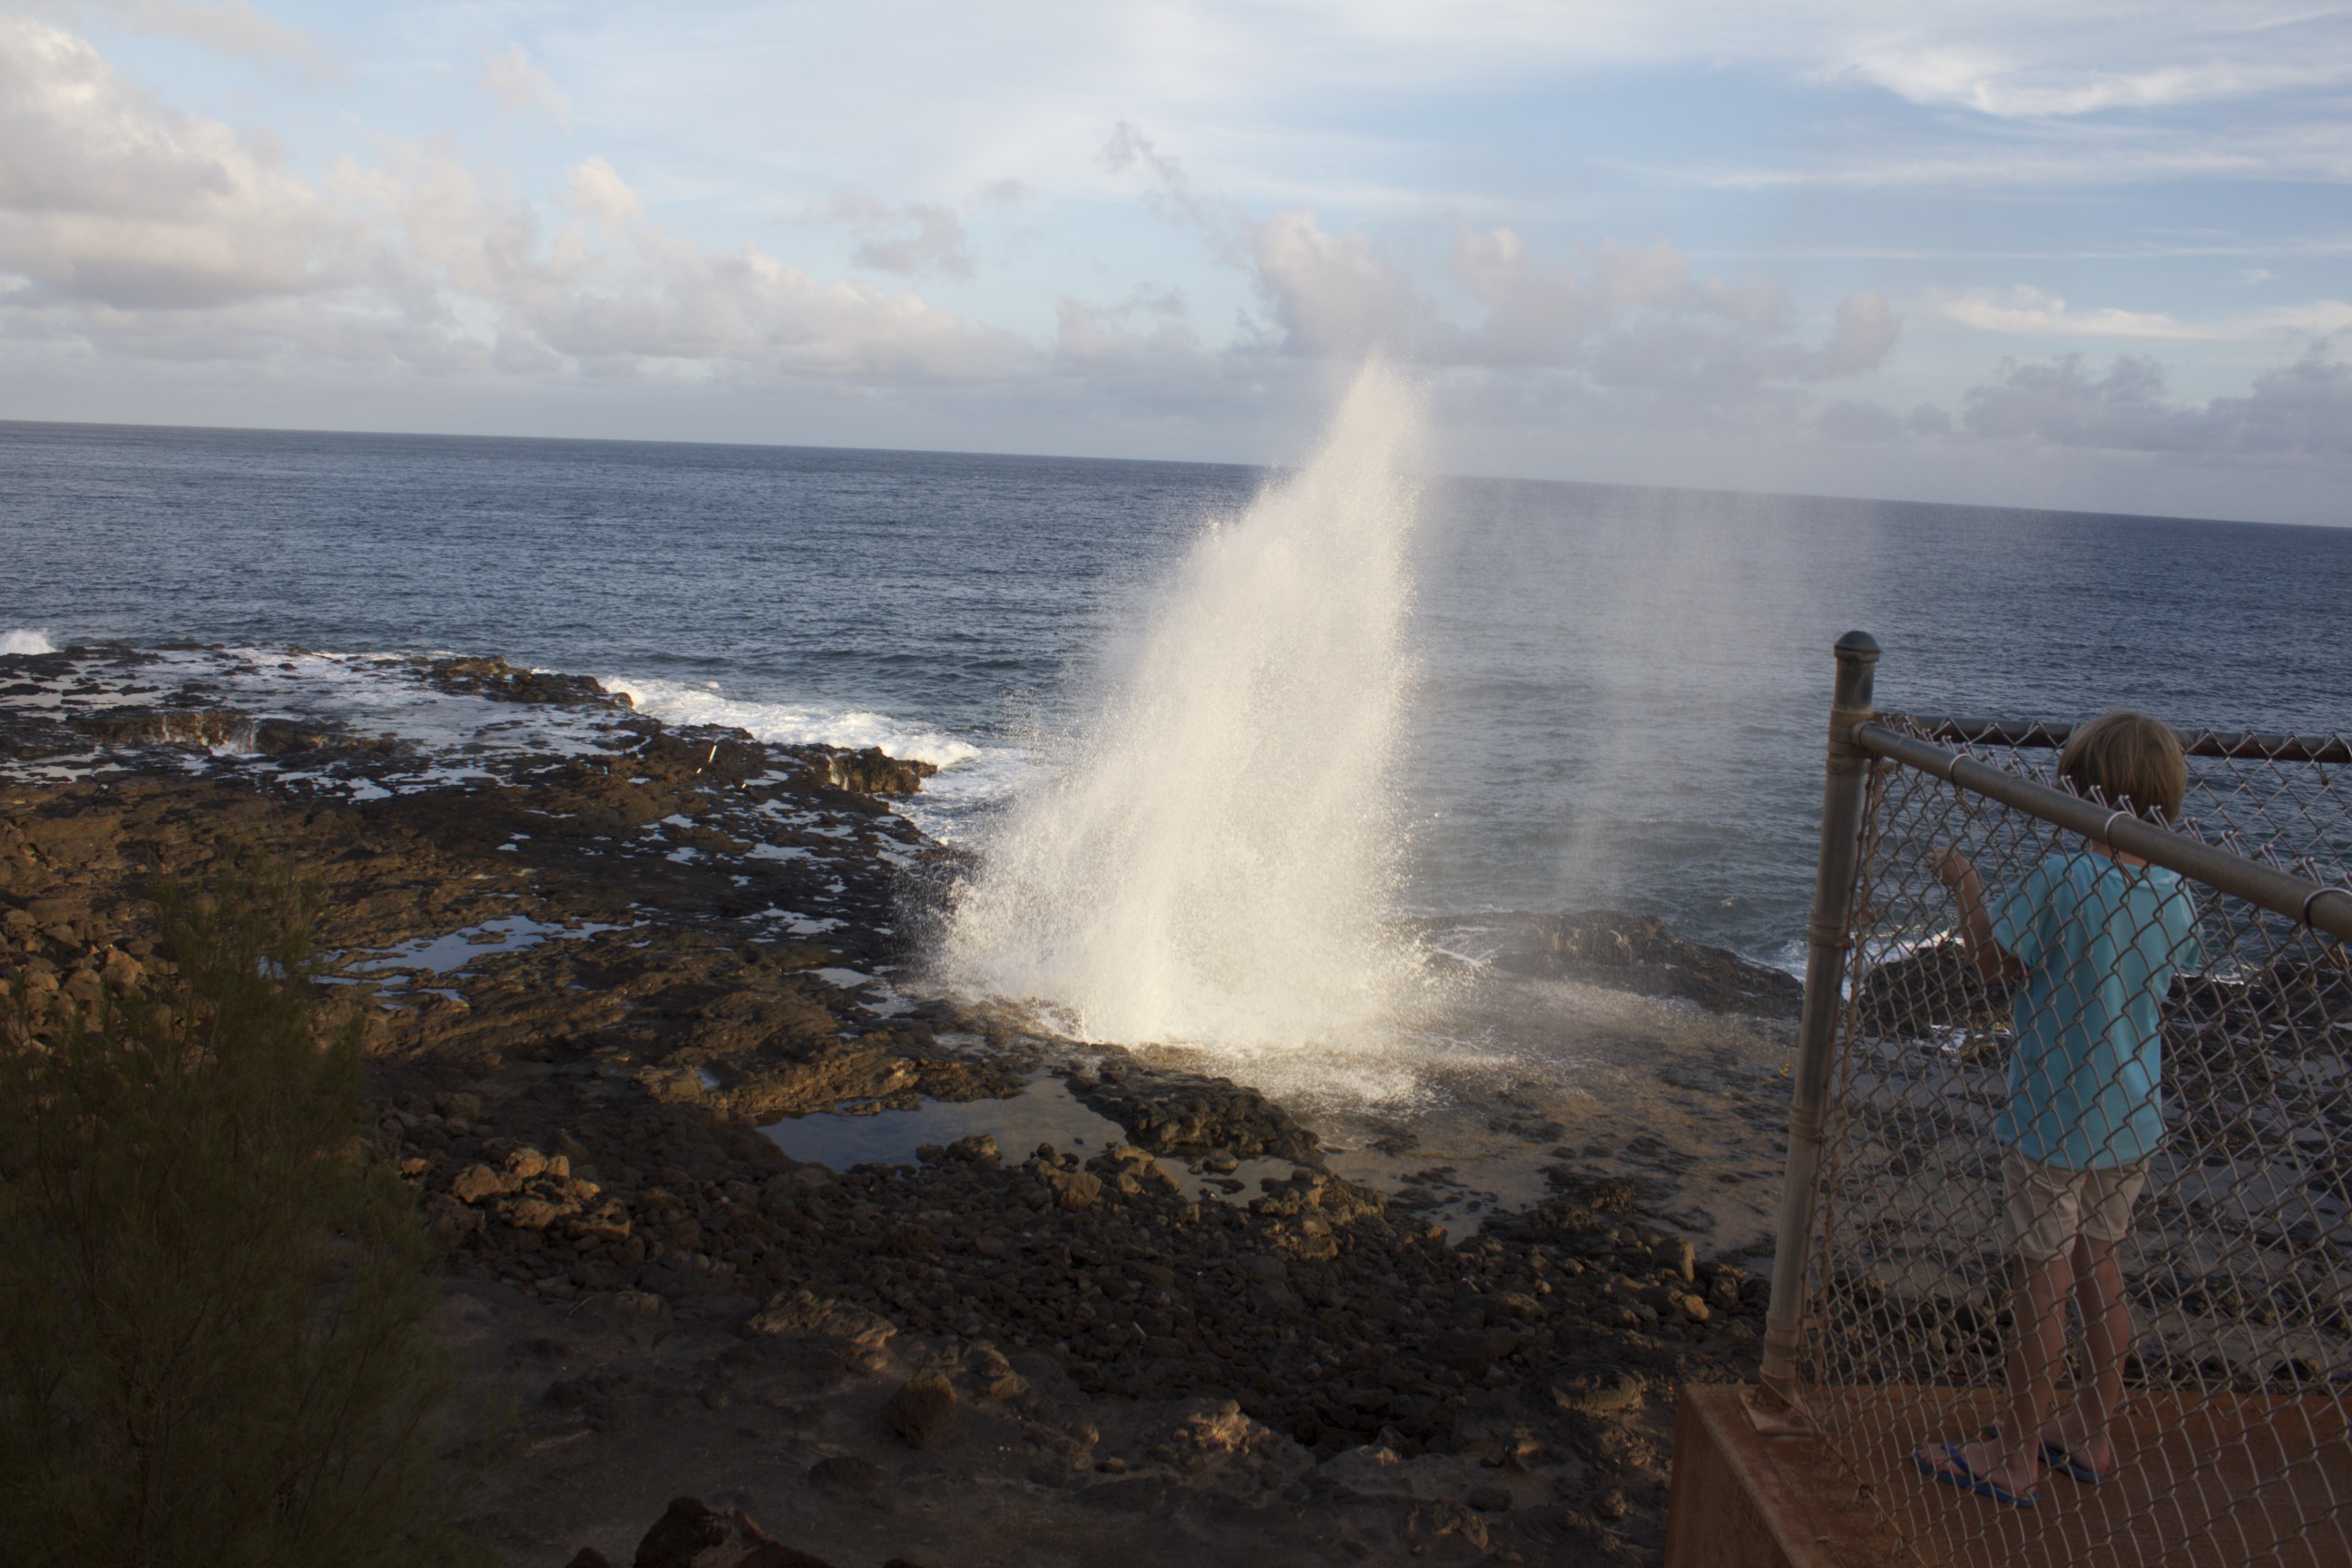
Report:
1932,847,1977,888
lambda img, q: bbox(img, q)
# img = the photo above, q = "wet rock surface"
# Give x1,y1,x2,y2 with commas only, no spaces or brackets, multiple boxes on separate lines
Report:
1066,1066,1323,1166
0,644,1780,1566
1485,910,1803,1017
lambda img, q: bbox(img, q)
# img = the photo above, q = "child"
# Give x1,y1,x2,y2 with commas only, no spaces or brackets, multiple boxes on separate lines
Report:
1915,710,2203,1508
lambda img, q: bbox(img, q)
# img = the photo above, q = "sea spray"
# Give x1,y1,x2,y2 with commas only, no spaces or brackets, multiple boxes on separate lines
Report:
941,364,1424,1059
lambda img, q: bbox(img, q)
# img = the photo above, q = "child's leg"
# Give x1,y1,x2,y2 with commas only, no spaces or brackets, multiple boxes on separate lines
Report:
2046,1165,2146,1472
1929,1249,2072,1495
1994,1250,2074,1479
1920,1153,2084,1499
2047,1234,2129,1469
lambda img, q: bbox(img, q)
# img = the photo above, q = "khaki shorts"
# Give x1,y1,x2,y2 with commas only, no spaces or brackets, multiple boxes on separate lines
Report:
2000,1151,2148,1263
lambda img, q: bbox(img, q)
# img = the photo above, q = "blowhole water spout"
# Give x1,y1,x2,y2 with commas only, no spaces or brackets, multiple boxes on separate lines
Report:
940,364,1426,1061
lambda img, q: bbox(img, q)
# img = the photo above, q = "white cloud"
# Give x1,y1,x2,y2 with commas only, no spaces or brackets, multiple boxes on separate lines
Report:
564,158,641,224
1833,46,2352,119
1238,209,1896,400
1450,224,1591,365
808,193,975,279
1933,285,2352,341
23,0,320,68
0,18,1025,387
1805,288,1899,376
1935,286,2207,340
1963,344,2352,456
1250,207,1438,358
483,44,570,127
0,16,349,307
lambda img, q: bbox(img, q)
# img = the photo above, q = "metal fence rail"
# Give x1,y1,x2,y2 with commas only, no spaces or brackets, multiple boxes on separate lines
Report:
1758,633,2352,1567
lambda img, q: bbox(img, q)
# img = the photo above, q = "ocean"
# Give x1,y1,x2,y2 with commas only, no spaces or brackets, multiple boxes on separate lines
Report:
7,416,2344,974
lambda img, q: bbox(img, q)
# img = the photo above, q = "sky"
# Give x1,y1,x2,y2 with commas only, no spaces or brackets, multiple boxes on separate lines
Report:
2,1,2348,524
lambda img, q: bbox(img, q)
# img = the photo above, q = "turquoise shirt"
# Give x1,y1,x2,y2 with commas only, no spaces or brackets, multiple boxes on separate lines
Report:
1989,851,2202,1170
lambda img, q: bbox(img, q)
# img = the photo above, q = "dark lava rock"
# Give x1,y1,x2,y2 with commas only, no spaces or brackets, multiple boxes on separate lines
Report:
632,1496,730,1568
799,746,938,796
1069,1068,1321,1164
429,655,624,708
1494,910,1803,1016
564,1552,613,1568
883,1371,958,1449
1852,935,2010,1043
1045,1169,1102,1211
629,1496,839,1568
69,709,250,748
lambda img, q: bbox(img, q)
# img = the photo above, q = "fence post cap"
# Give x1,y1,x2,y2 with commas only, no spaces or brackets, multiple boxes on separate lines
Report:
1834,630,1880,660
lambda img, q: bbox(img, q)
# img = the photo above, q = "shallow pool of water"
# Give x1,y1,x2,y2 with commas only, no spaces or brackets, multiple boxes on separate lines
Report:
347,914,629,975
760,1074,1299,1204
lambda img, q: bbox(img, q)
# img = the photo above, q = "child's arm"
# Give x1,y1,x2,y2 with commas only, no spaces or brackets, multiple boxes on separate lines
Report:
1934,848,2022,985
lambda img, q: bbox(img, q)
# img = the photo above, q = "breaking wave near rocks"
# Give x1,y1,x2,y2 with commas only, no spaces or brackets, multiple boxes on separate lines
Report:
939,364,1429,1074
604,677,1013,842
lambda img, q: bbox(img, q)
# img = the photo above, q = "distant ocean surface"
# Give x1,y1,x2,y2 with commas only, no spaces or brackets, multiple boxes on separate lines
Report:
5,418,2347,970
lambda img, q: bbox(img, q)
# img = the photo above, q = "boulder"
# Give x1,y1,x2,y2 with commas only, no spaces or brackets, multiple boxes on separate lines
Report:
799,747,937,796
630,1497,729,1568
1045,1170,1102,1212
883,1372,957,1449
627,1496,841,1568
450,1163,508,1204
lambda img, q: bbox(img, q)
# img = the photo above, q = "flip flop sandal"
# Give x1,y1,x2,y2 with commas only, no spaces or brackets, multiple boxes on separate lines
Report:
1916,1443,2038,1508
2040,1440,2112,1485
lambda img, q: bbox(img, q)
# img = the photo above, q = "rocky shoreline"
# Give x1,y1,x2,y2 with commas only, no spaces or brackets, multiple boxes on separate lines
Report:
0,644,1803,1567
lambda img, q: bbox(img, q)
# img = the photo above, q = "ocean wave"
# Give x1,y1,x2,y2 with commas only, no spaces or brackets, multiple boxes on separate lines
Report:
601,675,1027,841
0,641,1027,840
604,677,981,769
2,628,56,655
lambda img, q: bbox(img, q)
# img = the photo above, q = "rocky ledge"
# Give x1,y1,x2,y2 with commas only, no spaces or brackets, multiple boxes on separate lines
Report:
0,646,1781,1566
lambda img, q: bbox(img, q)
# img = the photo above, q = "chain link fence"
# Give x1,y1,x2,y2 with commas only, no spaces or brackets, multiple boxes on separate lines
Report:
1754,633,2352,1567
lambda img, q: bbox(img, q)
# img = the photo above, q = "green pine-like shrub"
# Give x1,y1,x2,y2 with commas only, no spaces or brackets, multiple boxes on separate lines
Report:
0,867,478,1568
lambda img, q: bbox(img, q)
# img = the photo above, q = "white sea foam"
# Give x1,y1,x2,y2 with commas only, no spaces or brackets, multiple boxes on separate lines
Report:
940,363,1428,1075
603,677,980,769
0,645,1017,829
2,629,55,655
606,675,1021,841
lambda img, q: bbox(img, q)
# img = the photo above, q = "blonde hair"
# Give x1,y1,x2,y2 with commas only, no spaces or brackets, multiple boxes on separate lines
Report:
2058,710,2187,824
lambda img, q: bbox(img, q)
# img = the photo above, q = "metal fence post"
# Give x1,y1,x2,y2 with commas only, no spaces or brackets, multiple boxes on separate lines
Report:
1752,629,1878,1424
